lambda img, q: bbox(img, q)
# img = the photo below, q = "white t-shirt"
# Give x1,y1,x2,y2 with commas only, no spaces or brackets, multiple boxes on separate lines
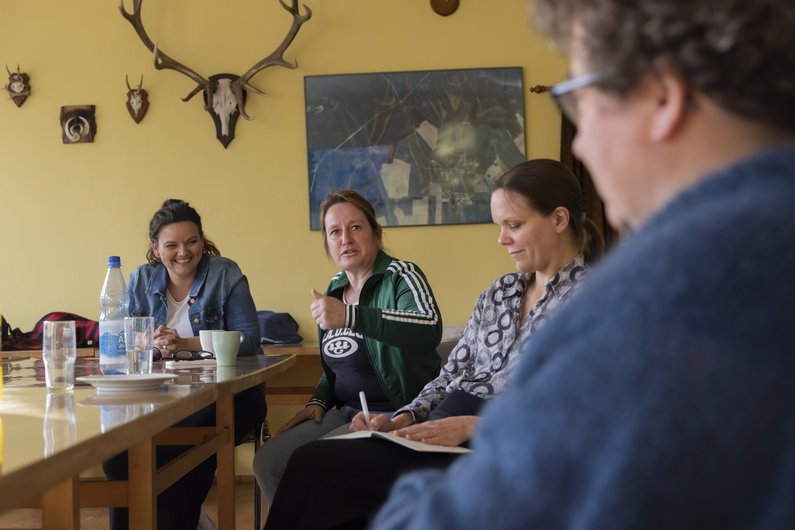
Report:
165,291,194,339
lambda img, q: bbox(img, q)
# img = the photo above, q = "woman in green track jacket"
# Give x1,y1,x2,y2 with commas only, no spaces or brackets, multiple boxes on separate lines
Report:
254,189,443,504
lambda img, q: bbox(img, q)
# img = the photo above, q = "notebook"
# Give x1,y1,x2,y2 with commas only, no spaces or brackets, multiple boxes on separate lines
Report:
324,430,471,454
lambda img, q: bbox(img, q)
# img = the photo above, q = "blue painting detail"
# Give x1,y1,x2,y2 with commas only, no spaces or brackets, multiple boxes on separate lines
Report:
305,67,526,229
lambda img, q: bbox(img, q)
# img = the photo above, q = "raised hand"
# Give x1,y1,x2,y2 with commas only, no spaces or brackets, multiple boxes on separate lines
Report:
310,288,346,330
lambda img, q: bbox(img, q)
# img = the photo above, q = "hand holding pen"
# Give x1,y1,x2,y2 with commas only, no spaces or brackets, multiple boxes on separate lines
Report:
359,391,372,430
350,391,415,432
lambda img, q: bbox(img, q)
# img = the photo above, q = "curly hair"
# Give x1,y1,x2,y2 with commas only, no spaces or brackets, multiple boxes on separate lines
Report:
146,199,220,265
532,0,795,134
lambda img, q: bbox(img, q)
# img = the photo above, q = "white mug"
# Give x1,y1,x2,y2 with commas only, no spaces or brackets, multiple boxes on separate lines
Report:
199,329,215,354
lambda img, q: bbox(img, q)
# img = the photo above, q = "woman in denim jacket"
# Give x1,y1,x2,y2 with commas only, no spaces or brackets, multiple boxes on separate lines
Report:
102,199,266,530
128,245,261,356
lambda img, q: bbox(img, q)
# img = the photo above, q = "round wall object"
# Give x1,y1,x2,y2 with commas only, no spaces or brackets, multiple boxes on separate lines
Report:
431,0,460,16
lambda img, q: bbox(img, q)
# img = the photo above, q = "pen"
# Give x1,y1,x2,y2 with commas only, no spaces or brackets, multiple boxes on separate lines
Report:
359,390,372,430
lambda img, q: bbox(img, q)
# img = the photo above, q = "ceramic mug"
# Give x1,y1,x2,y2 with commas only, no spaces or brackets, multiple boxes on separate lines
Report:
199,329,215,354
212,331,242,366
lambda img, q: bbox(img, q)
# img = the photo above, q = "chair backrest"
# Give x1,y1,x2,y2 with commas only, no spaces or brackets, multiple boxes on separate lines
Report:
436,339,459,363
436,326,465,362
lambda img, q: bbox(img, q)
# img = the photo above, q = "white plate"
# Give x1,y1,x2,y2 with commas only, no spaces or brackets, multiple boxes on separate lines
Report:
78,392,177,406
77,374,176,394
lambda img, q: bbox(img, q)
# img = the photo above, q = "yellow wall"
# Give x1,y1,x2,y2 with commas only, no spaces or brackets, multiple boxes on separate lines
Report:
0,0,566,338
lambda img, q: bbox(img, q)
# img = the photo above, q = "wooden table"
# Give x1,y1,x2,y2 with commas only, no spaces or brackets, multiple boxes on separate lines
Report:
261,344,320,405
262,343,319,367
0,353,296,530
1,348,97,359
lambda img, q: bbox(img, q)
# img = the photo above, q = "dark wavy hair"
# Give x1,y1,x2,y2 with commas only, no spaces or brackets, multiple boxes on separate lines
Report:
492,159,604,265
532,0,795,135
318,189,383,258
146,199,220,265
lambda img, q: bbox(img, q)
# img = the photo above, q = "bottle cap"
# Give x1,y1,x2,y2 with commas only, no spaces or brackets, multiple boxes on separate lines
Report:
107,256,121,268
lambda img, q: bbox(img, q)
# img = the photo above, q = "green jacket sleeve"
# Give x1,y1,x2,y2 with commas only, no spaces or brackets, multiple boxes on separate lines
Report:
349,262,442,351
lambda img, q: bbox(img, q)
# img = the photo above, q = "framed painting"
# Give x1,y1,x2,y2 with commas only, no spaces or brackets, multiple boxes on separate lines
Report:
305,67,526,229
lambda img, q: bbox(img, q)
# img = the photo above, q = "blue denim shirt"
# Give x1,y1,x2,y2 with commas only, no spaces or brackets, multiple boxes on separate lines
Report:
127,255,261,356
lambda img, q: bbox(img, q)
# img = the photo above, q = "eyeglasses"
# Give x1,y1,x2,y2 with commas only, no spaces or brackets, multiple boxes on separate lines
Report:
172,350,215,361
549,72,606,125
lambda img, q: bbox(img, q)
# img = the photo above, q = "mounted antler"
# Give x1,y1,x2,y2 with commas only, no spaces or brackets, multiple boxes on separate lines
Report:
125,74,143,93
232,0,313,120
119,1,212,107
5,64,31,107
118,0,312,147
125,74,149,123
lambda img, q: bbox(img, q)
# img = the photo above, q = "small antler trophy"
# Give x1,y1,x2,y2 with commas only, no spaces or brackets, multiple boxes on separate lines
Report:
4,65,31,107
125,75,149,123
119,0,312,148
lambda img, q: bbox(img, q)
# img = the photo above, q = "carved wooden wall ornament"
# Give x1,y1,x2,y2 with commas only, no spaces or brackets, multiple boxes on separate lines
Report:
119,0,313,148
60,105,97,144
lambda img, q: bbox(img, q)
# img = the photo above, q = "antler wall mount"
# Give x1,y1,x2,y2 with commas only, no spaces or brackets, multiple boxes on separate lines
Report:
119,0,312,148
5,65,31,107
125,75,149,123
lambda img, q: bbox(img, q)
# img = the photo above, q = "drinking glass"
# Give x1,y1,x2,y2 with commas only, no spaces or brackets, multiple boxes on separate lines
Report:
124,316,155,374
42,321,76,390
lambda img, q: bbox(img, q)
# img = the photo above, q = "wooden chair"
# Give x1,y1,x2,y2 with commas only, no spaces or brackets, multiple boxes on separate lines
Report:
252,419,271,530
437,326,465,362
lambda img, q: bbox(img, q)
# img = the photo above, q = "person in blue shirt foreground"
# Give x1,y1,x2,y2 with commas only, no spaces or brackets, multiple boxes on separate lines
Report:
371,0,795,528
102,199,265,530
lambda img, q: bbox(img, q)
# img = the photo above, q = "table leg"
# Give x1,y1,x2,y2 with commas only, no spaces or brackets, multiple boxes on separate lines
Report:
216,393,235,530
129,437,156,530
42,478,79,530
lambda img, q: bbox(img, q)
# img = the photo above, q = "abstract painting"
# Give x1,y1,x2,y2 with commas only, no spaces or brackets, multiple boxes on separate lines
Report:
305,67,526,229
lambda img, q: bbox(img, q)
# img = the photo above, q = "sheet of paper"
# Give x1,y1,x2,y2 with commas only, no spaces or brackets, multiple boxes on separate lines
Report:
325,430,472,454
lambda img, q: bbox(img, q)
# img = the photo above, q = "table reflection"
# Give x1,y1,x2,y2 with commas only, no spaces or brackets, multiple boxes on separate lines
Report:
99,402,155,432
43,392,77,456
